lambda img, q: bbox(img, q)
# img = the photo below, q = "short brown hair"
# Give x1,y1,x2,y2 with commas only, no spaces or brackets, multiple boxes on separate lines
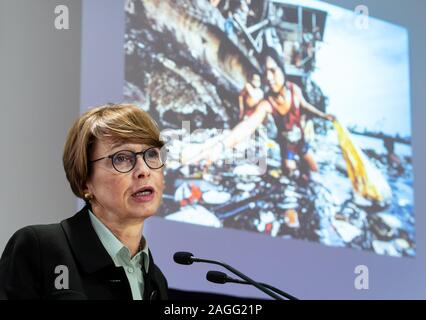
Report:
63,103,164,199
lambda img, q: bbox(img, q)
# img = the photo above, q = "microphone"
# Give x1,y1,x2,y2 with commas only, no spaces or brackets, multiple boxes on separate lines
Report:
206,270,298,300
173,251,284,300
173,251,194,265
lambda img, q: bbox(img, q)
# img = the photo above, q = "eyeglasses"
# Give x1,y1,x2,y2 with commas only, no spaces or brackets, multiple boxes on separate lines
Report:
90,147,167,173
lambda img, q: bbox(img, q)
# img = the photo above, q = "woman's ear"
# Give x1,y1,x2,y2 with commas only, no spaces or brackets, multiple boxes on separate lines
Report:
83,180,92,193
83,182,94,201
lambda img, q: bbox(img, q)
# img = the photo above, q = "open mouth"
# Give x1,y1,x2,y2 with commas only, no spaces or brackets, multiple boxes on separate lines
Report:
132,186,154,198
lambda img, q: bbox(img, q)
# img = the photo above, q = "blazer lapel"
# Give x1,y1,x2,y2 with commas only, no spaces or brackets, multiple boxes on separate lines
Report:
60,204,116,274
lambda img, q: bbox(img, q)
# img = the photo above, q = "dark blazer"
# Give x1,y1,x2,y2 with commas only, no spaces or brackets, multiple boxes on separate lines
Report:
0,205,168,300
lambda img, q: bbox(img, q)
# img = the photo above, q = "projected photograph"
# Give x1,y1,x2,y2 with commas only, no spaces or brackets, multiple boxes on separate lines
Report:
124,0,414,257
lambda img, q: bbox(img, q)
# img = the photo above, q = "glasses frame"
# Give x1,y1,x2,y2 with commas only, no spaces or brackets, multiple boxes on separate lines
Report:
90,146,166,173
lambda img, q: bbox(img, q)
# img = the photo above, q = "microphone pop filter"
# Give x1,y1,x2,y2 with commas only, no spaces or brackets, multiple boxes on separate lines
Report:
206,270,228,284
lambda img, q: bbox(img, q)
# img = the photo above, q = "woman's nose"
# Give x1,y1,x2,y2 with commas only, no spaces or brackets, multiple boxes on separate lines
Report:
133,155,150,178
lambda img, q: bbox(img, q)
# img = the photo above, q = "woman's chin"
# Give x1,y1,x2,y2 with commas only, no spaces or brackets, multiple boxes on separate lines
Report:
127,199,160,218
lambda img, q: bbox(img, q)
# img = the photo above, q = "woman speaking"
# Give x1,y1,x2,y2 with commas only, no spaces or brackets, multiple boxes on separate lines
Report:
0,104,168,300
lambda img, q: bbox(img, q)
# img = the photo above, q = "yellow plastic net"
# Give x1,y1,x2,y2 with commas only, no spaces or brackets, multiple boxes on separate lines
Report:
333,121,392,203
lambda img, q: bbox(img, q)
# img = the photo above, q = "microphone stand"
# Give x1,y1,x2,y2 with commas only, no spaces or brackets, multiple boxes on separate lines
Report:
191,257,284,300
207,271,298,300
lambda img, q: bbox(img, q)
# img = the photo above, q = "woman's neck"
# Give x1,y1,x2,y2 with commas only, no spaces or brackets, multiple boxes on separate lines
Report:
91,204,144,257
108,223,144,257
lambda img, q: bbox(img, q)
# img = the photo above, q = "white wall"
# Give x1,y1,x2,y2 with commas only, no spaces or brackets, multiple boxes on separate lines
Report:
0,0,81,252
